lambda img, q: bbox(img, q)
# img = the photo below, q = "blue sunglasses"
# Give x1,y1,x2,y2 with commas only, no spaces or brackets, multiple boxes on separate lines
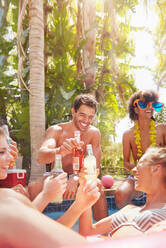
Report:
133,100,164,112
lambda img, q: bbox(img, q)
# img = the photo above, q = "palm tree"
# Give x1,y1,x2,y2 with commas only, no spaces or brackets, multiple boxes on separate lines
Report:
82,0,96,88
29,0,45,180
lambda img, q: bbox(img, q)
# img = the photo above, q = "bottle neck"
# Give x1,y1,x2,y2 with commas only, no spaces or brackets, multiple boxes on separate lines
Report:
87,148,93,156
74,131,80,144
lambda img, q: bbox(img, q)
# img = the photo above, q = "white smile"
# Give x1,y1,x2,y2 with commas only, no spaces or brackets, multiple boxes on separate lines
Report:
80,122,88,127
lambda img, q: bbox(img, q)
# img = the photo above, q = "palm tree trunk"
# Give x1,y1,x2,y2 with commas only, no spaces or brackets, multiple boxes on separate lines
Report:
29,0,45,181
82,0,96,88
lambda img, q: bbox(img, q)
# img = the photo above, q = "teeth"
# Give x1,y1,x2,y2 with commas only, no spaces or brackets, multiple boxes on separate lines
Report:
81,123,87,127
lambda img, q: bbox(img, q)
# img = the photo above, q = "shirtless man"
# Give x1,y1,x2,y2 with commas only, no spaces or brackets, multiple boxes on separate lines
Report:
37,94,108,220
115,90,166,209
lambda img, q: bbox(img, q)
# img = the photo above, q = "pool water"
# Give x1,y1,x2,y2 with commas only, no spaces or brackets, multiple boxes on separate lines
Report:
44,208,118,231
43,195,146,231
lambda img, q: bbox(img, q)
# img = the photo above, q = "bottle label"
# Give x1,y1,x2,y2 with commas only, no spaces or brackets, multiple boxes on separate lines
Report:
73,157,79,170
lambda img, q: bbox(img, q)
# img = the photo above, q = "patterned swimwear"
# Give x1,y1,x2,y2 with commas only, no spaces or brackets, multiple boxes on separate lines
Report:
110,205,166,236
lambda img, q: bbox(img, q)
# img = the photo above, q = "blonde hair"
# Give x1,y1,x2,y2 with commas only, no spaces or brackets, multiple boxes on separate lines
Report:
141,147,166,168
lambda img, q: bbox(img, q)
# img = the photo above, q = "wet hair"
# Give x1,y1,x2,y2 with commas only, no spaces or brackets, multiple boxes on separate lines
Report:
73,94,98,113
128,90,159,121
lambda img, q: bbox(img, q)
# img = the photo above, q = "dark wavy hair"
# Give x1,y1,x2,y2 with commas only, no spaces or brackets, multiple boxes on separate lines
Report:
128,90,159,121
73,94,98,113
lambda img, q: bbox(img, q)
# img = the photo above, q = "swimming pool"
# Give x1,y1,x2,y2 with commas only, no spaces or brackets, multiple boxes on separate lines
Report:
43,195,146,231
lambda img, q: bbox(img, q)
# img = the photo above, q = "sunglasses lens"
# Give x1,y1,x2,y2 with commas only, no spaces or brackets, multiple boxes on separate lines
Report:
138,101,147,109
152,102,163,111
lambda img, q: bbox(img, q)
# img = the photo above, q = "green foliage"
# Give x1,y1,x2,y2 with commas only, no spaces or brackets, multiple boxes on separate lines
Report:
45,0,84,126
153,1,166,88
154,106,166,123
1,0,146,177
101,141,129,178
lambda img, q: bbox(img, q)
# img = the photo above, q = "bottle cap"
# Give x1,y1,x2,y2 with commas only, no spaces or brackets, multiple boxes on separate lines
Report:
87,144,92,149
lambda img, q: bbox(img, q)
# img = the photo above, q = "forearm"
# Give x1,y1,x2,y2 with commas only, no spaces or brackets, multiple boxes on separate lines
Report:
37,147,60,164
79,208,94,236
124,161,136,171
32,192,50,212
57,201,85,228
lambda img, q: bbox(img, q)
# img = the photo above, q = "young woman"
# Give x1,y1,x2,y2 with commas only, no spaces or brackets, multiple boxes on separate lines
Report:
79,146,166,238
0,127,100,247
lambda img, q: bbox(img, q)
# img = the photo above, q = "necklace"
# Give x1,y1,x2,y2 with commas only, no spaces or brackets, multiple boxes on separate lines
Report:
134,119,156,159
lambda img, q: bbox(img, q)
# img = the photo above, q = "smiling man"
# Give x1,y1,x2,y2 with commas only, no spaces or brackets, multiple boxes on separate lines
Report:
37,94,108,220
115,90,166,209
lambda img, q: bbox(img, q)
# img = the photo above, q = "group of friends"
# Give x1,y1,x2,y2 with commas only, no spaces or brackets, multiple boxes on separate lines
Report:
0,90,166,247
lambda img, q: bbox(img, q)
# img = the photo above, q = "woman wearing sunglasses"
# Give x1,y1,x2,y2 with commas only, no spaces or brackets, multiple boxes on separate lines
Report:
115,90,166,209
79,147,166,238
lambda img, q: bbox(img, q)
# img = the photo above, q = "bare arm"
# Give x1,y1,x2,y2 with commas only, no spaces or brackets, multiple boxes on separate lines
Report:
37,126,60,164
0,196,86,247
32,173,67,212
162,123,166,146
37,125,84,164
123,131,135,171
57,180,100,228
79,208,111,236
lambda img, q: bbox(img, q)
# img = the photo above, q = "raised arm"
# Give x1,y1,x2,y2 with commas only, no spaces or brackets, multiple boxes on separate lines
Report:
57,180,100,228
32,173,67,212
37,126,60,164
79,207,111,236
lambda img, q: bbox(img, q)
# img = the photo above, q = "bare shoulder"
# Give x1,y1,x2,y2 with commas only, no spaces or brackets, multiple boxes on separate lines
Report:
0,188,32,207
123,126,134,139
45,124,63,138
88,125,101,137
156,122,166,130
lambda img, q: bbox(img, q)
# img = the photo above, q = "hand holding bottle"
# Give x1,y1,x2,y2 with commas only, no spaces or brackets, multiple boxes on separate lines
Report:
9,140,18,165
63,176,79,200
59,137,84,157
51,154,65,203
83,144,97,182
43,173,67,203
2,125,18,168
75,178,100,210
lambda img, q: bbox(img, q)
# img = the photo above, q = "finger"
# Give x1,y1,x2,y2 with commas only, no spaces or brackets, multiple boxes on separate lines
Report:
56,172,67,179
10,141,18,151
63,191,69,200
79,176,86,186
70,192,75,199
83,181,97,193
63,142,72,151
64,191,70,200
